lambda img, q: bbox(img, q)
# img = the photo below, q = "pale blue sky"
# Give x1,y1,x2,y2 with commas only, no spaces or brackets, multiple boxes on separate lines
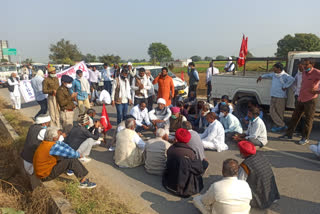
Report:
2,0,320,62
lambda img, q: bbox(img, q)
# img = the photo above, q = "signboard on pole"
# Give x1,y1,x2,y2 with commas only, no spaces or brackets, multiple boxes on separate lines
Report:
2,48,17,56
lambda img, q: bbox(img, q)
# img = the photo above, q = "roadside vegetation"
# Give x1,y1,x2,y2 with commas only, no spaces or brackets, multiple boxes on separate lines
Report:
0,98,136,214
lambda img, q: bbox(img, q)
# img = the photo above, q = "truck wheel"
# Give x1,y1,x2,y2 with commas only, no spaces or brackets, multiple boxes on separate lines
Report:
235,97,256,119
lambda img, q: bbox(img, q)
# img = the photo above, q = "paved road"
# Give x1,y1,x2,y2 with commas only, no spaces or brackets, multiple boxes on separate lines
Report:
1,88,320,214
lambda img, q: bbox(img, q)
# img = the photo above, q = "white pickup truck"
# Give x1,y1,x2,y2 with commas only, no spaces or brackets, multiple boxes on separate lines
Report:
210,51,320,116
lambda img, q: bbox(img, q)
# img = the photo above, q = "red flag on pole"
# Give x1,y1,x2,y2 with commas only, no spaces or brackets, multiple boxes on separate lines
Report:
237,35,248,67
100,104,112,133
180,70,184,81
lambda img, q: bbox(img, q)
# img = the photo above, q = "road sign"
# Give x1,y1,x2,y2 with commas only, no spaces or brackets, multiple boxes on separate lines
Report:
2,48,17,55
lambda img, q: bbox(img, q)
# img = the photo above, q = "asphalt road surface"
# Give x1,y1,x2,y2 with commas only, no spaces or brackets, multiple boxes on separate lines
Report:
1,88,320,214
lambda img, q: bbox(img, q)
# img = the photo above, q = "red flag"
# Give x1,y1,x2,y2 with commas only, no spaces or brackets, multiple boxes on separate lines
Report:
180,70,184,81
101,104,112,133
237,35,248,67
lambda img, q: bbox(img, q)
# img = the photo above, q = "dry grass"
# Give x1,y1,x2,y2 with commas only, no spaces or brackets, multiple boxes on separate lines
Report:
0,97,136,214
54,180,137,214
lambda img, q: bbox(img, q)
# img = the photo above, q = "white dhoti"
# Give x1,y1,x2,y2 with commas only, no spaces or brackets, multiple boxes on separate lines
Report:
202,140,228,152
10,92,21,109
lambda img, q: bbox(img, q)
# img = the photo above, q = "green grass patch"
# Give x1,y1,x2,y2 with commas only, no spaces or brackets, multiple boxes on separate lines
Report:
63,181,136,214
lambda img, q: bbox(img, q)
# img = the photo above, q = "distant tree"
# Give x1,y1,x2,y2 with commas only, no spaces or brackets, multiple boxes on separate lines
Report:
83,53,97,62
22,58,33,64
231,56,237,60
216,55,226,60
49,39,82,64
276,33,320,57
1,58,8,63
204,56,213,61
246,51,254,58
98,55,121,64
148,42,172,63
190,55,202,62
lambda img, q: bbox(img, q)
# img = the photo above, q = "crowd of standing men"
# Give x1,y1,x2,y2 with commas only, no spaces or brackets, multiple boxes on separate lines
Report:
7,57,320,213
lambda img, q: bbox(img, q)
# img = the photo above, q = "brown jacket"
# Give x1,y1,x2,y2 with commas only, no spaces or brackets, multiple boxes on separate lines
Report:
56,86,75,111
43,77,59,95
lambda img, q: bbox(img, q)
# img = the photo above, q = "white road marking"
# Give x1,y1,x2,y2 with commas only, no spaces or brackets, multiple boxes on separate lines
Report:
263,146,320,166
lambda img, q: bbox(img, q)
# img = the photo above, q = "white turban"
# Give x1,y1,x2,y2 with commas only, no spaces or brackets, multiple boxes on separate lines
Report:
228,56,232,60
157,98,166,105
36,70,44,77
127,62,132,66
35,115,51,124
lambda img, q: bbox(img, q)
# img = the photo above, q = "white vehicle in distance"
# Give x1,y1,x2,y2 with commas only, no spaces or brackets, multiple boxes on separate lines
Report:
0,63,19,87
136,66,189,100
52,64,71,72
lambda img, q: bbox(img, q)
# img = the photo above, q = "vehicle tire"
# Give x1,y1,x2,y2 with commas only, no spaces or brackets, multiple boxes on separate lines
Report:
234,96,256,119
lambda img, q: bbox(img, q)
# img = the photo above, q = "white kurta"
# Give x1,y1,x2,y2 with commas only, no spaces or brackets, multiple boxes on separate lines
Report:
199,120,228,152
193,177,252,214
7,77,21,109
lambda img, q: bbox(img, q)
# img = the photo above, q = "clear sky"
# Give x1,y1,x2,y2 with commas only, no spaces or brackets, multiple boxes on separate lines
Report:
2,0,320,63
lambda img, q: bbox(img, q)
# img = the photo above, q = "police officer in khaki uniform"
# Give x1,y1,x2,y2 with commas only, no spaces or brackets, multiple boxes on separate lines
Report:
56,75,77,133
43,67,60,128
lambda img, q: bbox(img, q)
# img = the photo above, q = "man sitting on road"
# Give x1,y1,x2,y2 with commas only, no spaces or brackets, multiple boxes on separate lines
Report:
65,114,101,163
257,62,294,132
109,115,136,152
21,114,51,175
233,107,268,148
144,128,171,175
149,98,171,131
193,159,252,214
130,101,152,133
182,121,209,171
238,141,280,209
114,118,146,168
211,95,233,115
33,127,97,188
169,107,187,134
199,112,228,152
163,128,204,198
219,105,243,142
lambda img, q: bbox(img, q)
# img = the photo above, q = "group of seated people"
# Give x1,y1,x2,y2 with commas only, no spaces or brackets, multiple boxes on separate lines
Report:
21,111,103,189
20,93,276,212
113,114,279,212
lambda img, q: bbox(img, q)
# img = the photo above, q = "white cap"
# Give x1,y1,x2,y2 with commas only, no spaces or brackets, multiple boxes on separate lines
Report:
157,98,166,105
127,62,132,66
228,56,232,60
35,115,51,124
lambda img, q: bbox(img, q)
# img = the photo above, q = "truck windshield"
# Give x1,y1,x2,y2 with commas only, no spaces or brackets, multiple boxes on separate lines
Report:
0,65,17,72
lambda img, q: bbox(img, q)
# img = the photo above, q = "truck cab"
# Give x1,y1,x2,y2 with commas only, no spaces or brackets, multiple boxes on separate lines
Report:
211,51,320,116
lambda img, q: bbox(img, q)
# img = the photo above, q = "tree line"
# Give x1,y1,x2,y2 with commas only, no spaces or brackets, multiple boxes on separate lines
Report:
45,33,320,65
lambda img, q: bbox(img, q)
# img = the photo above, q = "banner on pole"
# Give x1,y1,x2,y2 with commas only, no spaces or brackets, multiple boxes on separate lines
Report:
20,61,89,103
19,80,35,103
56,61,89,79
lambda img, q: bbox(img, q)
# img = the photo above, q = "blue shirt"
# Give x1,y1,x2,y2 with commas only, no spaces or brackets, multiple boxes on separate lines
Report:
220,113,243,133
70,79,88,100
187,68,200,81
261,72,295,98
49,141,80,158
